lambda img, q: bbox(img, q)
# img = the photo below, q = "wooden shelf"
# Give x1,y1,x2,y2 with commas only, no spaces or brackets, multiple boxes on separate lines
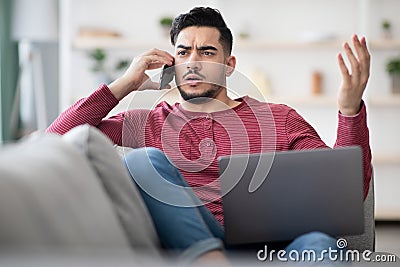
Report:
369,39,400,50
270,95,400,108
72,37,171,50
372,154,400,165
375,209,400,221
234,39,344,50
236,39,400,50
367,95,400,107
72,37,400,51
266,95,337,106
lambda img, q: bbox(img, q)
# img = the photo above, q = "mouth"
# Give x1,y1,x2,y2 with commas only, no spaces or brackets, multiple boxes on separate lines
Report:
184,74,203,86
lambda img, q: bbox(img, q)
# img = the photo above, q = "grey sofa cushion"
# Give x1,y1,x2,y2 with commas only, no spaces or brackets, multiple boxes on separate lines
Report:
0,134,130,250
62,125,161,256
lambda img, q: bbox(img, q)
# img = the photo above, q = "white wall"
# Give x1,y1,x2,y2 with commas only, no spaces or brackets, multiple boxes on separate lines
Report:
39,43,59,125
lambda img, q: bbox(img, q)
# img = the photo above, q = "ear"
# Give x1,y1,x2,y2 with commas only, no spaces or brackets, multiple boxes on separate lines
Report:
225,56,236,77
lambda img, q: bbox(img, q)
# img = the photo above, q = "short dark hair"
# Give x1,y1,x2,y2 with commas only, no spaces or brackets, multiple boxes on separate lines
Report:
170,7,233,55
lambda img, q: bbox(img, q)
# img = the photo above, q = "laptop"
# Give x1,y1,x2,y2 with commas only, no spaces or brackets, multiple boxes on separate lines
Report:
218,146,364,246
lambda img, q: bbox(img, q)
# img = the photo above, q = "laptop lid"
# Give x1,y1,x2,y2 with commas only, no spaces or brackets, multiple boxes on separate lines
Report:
219,146,364,245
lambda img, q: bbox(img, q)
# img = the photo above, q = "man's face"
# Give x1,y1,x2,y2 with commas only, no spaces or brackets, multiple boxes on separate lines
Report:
174,26,232,102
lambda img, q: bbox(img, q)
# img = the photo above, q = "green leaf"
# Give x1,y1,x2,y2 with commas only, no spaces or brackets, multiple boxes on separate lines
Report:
386,58,400,74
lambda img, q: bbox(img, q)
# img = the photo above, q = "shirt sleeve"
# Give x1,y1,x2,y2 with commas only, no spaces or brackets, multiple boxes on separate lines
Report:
285,101,372,200
334,102,372,200
46,84,124,145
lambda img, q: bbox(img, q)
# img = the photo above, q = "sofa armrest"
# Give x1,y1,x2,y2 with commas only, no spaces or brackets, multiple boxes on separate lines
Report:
342,173,375,252
0,134,130,249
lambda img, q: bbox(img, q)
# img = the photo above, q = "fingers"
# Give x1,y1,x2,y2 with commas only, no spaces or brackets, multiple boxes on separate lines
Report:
142,55,169,70
141,48,174,69
355,35,370,63
343,40,360,81
340,35,371,88
352,35,370,81
360,36,370,58
126,48,174,77
357,36,371,86
337,52,351,85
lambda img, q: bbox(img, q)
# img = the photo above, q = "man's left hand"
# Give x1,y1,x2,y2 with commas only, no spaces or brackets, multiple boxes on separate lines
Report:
337,34,371,116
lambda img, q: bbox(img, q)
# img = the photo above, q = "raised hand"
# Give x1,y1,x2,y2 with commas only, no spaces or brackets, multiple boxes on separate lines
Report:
108,49,174,101
337,34,371,116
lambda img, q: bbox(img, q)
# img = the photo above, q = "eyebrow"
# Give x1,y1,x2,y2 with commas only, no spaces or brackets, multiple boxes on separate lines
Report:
176,45,218,51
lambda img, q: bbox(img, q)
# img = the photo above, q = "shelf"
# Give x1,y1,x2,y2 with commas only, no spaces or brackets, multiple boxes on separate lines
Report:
72,37,400,51
372,154,400,165
72,37,171,50
234,39,344,50
369,39,400,50
375,209,400,221
366,95,400,107
266,95,337,106
234,39,400,50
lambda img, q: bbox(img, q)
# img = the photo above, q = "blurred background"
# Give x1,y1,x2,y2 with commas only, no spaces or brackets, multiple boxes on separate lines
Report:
0,0,399,253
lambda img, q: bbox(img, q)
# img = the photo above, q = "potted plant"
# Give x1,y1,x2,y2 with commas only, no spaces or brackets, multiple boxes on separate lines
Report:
159,16,173,37
88,48,107,72
88,48,130,84
115,59,129,71
386,57,400,94
88,48,110,83
113,59,130,78
381,19,392,39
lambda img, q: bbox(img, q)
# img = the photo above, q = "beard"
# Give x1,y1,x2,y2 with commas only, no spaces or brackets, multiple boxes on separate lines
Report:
177,83,223,104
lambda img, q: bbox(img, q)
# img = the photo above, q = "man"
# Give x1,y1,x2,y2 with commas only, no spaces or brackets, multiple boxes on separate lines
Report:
47,7,372,264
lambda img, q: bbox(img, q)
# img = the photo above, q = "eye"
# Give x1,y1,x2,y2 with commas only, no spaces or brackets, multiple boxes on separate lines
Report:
202,51,214,56
177,50,187,56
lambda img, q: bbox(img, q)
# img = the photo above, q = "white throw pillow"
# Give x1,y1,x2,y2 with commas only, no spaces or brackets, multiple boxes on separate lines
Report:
62,125,161,256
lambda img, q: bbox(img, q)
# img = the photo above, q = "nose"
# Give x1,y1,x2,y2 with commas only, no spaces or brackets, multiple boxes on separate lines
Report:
186,53,202,71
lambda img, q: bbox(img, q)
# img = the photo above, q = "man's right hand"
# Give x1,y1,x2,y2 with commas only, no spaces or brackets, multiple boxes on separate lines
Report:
108,49,174,101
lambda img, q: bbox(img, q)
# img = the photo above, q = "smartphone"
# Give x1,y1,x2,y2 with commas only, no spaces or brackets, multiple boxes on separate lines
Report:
159,64,175,89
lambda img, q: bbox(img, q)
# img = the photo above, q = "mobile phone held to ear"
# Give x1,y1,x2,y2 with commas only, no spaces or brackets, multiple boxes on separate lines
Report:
159,64,175,89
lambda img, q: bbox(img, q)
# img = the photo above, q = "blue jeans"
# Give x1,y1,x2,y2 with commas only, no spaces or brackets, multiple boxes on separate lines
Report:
123,147,339,263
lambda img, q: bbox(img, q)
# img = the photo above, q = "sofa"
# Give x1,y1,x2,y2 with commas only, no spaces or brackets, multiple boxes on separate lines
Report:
0,124,376,266
0,125,166,265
